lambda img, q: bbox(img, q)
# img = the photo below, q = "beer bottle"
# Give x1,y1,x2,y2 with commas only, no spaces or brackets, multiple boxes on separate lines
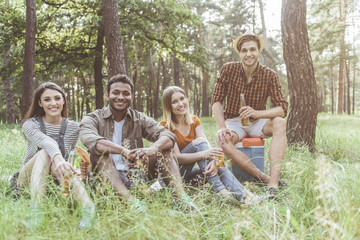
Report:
62,175,70,197
240,94,250,126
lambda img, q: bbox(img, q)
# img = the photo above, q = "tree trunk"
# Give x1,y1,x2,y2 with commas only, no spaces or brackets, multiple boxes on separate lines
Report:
152,53,161,119
172,54,180,86
258,0,268,48
183,64,189,97
345,62,351,115
94,21,104,109
330,65,335,114
281,0,318,150
353,57,356,114
71,76,76,119
101,0,126,76
21,0,36,119
193,65,200,116
337,0,347,114
161,55,170,90
3,49,15,123
149,49,158,118
77,77,81,121
201,69,209,116
136,45,143,111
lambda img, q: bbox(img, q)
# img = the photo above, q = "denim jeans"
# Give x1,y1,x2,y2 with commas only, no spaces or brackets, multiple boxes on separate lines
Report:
180,142,247,201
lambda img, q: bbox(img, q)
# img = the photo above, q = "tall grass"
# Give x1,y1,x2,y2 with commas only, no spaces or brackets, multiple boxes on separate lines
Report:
0,113,359,239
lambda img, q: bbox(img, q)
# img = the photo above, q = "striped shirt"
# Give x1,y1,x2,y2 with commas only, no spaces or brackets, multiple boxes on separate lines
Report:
212,62,288,120
21,117,79,167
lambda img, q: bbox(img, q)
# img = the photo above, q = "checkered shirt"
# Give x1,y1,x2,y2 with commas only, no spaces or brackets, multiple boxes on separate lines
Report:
212,62,288,120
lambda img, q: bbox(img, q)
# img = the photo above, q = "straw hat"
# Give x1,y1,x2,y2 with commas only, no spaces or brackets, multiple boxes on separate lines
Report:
233,30,264,53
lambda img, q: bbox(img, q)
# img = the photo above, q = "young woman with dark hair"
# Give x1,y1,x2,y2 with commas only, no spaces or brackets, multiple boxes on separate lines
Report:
16,82,95,229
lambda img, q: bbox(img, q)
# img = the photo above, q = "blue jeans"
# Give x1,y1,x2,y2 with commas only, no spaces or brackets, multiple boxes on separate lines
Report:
180,142,247,201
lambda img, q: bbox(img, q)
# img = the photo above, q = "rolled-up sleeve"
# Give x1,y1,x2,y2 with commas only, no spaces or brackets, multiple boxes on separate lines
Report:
211,64,229,105
141,114,176,145
79,114,107,155
269,73,288,117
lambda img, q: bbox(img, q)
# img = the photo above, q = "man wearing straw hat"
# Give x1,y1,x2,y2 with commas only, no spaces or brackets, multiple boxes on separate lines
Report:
211,30,288,195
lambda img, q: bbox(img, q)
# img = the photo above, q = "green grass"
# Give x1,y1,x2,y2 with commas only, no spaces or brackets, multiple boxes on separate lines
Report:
1,113,359,239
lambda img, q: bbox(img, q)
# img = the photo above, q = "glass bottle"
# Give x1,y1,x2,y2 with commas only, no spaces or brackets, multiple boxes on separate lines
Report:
240,94,250,126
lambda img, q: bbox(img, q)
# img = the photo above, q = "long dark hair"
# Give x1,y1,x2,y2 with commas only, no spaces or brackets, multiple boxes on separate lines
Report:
22,82,68,123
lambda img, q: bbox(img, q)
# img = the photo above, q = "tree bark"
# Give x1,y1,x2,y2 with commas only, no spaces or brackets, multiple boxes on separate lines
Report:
345,62,351,114
330,65,334,114
258,0,268,48
3,49,15,123
21,0,36,119
71,76,76,119
337,0,347,114
183,64,189,97
101,0,126,76
150,50,161,119
94,21,104,109
135,45,143,111
161,55,170,90
281,0,318,150
201,69,209,116
172,54,180,87
353,56,356,114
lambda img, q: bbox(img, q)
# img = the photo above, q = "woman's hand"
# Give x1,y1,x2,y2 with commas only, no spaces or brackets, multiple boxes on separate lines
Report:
53,155,76,178
203,148,223,160
203,160,218,177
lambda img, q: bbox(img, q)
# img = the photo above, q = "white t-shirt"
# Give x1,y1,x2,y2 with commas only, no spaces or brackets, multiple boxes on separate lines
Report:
112,119,128,170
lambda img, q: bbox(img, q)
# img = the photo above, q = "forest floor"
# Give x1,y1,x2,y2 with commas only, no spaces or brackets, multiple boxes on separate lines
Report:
0,113,359,239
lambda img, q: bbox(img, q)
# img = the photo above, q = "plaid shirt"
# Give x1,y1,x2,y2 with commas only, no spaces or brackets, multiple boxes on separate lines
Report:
212,62,288,120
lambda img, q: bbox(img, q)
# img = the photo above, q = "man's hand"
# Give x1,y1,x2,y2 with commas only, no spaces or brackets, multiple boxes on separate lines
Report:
53,155,77,178
128,146,159,162
216,127,233,144
239,106,259,120
120,147,131,160
203,160,218,177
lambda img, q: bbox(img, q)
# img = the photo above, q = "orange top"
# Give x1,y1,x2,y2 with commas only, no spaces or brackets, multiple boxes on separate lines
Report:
160,115,201,151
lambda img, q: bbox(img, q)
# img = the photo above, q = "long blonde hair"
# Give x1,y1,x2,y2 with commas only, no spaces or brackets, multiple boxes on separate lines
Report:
162,86,192,130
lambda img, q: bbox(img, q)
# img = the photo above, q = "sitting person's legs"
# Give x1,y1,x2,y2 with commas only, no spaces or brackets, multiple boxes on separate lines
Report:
221,118,270,183
217,167,247,201
17,149,52,203
91,154,132,199
145,149,185,198
180,140,226,193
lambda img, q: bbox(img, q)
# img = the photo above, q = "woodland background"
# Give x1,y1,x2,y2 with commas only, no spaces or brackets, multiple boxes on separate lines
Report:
0,0,359,148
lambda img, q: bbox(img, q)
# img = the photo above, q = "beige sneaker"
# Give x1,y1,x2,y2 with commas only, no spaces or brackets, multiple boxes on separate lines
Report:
217,189,235,200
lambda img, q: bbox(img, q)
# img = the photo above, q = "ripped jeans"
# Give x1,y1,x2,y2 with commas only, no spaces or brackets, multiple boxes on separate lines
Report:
179,141,248,201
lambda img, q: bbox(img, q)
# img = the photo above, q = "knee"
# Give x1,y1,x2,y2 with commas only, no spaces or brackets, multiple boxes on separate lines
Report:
272,117,286,134
91,154,112,172
191,137,207,146
36,149,51,165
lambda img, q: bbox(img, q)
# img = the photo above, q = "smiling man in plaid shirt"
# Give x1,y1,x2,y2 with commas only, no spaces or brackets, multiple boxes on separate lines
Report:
212,30,288,194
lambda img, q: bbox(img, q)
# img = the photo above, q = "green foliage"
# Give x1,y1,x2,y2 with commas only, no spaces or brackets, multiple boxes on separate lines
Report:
1,114,360,238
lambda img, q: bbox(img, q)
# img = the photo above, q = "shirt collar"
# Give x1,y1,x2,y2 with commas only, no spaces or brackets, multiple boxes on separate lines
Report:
240,62,261,80
102,106,133,120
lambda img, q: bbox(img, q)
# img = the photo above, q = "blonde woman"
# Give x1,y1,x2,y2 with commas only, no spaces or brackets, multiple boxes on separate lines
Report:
161,86,265,204
14,82,95,229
